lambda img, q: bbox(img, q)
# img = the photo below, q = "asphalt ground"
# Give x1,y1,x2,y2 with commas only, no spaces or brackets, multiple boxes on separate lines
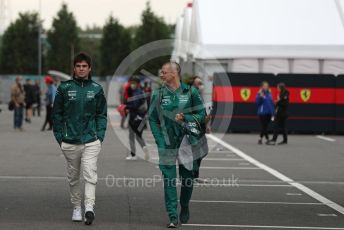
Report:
0,104,344,230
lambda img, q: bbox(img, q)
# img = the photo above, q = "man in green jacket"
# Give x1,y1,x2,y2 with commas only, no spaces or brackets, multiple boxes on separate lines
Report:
149,62,206,228
52,52,107,225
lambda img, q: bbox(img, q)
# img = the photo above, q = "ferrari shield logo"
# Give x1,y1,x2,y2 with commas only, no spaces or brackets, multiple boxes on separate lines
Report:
240,88,251,101
300,89,311,102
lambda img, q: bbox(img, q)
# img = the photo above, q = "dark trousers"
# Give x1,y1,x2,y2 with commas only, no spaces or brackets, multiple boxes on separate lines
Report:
41,105,53,130
259,115,272,140
14,106,24,129
33,103,41,116
193,158,202,178
272,116,288,142
129,124,146,156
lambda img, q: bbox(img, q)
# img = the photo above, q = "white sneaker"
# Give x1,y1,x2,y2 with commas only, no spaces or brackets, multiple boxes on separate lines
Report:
194,178,207,184
72,206,82,222
143,146,150,160
125,155,137,160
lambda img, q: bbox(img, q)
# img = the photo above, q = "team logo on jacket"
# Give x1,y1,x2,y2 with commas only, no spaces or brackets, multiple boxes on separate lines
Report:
300,89,311,102
240,88,251,101
68,90,77,101
87,91,95,99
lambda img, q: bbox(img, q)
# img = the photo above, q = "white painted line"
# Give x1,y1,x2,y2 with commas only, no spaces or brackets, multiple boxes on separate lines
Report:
182,224,344,229
195,184,292,188
316,135,336,142
235,179,344,186
201,167,260,170
286,193,303,196
151,157,245,161
156,166,261,170
0,176,334,188
203,158,246,161
317,214,338,217
155,166,260,170
235,184,292,187
190,200,324,205
207,134,344,215
0,176,163,182
0,176,66,180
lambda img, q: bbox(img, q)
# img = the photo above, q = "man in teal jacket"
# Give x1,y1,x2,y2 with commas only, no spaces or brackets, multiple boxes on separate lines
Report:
52,52,107,225
149,62,206,228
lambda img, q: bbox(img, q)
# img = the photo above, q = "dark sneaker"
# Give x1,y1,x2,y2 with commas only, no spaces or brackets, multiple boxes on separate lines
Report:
167,218,178,228
84,211,95,225
179,206,190,224
278,141,288,145
258,139,263,144
167,222,177,228
266,140,276,145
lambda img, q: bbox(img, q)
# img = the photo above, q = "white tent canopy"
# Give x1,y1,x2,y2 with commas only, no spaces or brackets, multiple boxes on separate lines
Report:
173,0,344,104
180,0,344,60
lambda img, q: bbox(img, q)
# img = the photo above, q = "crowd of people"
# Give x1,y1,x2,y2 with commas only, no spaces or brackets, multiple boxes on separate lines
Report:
256,81,290,145
10,75,57,131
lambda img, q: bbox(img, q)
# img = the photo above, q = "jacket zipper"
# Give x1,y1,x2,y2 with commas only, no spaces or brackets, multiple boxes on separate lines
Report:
64,122,68,137
81,81,85,141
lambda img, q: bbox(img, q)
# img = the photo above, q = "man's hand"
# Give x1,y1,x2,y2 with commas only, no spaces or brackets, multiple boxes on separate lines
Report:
175,113,184,123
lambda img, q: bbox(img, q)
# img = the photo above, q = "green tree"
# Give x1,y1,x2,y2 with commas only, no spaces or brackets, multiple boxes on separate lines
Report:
79,25,102,76
100,16,131,76
133,2,174,75
47,3,79,75
0,12,39,74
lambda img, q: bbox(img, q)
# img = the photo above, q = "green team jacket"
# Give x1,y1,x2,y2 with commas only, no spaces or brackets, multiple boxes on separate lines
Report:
148,82,206,150
52,78,107,145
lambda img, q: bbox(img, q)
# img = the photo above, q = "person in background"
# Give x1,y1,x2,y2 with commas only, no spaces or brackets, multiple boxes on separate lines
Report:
125,76,150,160
256,81,275,144
267,82,290,145
33,79,42,117
188,75,208,182
23,78,36,123
41,76,56,131
189,76,211,132
143,81,152,108
120,80,130,129
189,76,204,91
11,76,25,131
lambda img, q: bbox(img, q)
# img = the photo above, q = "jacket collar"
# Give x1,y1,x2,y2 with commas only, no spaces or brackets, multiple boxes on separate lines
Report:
163,82,189,93
73,77,91,86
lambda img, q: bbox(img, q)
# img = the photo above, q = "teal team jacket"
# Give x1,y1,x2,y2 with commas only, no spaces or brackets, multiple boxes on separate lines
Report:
52,78,107,145
148,82,206,151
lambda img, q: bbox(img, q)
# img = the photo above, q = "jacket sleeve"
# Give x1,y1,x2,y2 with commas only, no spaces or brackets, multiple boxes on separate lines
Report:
256,93,264,106
95,88,107,142
148,90,165,148
184,87,206,125
52,85,65,145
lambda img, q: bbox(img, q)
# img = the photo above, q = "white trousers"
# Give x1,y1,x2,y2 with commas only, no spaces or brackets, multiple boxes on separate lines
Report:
61,139,101,209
